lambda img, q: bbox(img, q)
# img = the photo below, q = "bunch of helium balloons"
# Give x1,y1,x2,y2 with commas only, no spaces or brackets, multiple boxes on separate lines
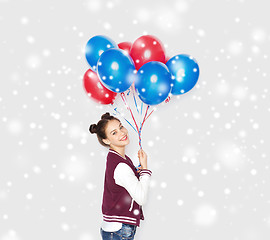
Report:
83,35,200,148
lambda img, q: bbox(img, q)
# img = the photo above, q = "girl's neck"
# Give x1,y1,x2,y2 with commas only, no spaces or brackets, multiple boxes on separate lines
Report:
110,146,126,159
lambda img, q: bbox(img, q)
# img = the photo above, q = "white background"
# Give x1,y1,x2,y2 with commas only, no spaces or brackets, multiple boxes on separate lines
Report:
0,0,270,239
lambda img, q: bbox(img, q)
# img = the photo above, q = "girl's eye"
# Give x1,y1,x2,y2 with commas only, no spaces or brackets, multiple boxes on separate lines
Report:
120,125,123,129
112,131,116,135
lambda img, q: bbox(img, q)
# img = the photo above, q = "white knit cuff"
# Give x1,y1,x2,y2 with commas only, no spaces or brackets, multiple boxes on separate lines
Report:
139,169,152,177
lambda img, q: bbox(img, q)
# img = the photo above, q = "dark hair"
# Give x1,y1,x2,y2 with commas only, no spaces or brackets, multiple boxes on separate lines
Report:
89,112,120,147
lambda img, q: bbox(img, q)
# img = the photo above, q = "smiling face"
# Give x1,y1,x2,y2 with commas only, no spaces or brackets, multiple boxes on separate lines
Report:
102,119,130,148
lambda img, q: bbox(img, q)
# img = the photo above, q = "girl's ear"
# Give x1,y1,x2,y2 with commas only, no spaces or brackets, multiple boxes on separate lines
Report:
102,138,110,145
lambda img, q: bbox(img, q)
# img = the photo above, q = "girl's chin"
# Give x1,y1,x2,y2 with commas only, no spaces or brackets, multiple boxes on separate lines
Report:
122,140,130,145
111,140,130,148
121,139,130,145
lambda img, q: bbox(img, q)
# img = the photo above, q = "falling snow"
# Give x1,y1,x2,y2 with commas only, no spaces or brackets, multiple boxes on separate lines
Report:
0,0,270,240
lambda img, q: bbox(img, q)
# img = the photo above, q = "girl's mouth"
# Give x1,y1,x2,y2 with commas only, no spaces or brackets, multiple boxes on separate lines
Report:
120,135,128,141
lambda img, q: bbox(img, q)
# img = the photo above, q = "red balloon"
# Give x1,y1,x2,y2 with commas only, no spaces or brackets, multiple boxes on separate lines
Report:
83,69,117,105
118,42,132,55
130,35,166,70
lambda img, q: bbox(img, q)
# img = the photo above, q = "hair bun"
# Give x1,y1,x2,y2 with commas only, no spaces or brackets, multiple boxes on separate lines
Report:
101,112,111,120
89,124,97,134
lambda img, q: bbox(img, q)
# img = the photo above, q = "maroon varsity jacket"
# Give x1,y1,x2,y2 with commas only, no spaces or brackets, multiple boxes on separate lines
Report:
102,149,150,227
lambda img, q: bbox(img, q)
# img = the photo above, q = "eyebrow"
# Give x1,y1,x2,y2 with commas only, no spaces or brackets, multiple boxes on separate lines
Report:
110,123,122,134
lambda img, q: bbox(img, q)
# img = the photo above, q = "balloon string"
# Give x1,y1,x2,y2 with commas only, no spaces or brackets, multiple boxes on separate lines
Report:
120,93,139,132
137,106,147,148
111,104,138,133
131,85,140,115
120,92,142,148
144,108,155,122
140,105,150,132
139,106,155,137
123,118,138,133
117,112,138,133
141,105,149,129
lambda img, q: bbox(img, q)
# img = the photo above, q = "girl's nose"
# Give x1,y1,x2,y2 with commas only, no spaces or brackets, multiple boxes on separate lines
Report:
120,130,125,135
120,128,126,133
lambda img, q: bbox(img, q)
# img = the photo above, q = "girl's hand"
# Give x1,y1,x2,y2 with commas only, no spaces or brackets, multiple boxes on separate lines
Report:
138,149,148,169
136,166,142,174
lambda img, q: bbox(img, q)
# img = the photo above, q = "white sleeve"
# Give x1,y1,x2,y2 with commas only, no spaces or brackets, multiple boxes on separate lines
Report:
114,163,152,206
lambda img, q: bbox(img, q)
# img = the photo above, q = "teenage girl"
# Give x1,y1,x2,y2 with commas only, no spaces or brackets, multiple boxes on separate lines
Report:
89,112,152,240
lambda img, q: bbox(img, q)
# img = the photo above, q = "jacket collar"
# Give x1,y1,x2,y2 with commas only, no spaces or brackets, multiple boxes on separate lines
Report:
109,148,127,160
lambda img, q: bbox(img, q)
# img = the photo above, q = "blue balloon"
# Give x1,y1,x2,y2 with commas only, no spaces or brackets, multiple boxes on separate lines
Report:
135,61,172,105
85,35,118,72
97,48,136,93
166,54,199,95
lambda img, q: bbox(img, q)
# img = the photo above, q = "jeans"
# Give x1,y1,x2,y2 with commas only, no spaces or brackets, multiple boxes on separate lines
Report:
100,223,137,240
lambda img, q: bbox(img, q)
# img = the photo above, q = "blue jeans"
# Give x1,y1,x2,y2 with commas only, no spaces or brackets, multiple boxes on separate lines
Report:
100,223,137,240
